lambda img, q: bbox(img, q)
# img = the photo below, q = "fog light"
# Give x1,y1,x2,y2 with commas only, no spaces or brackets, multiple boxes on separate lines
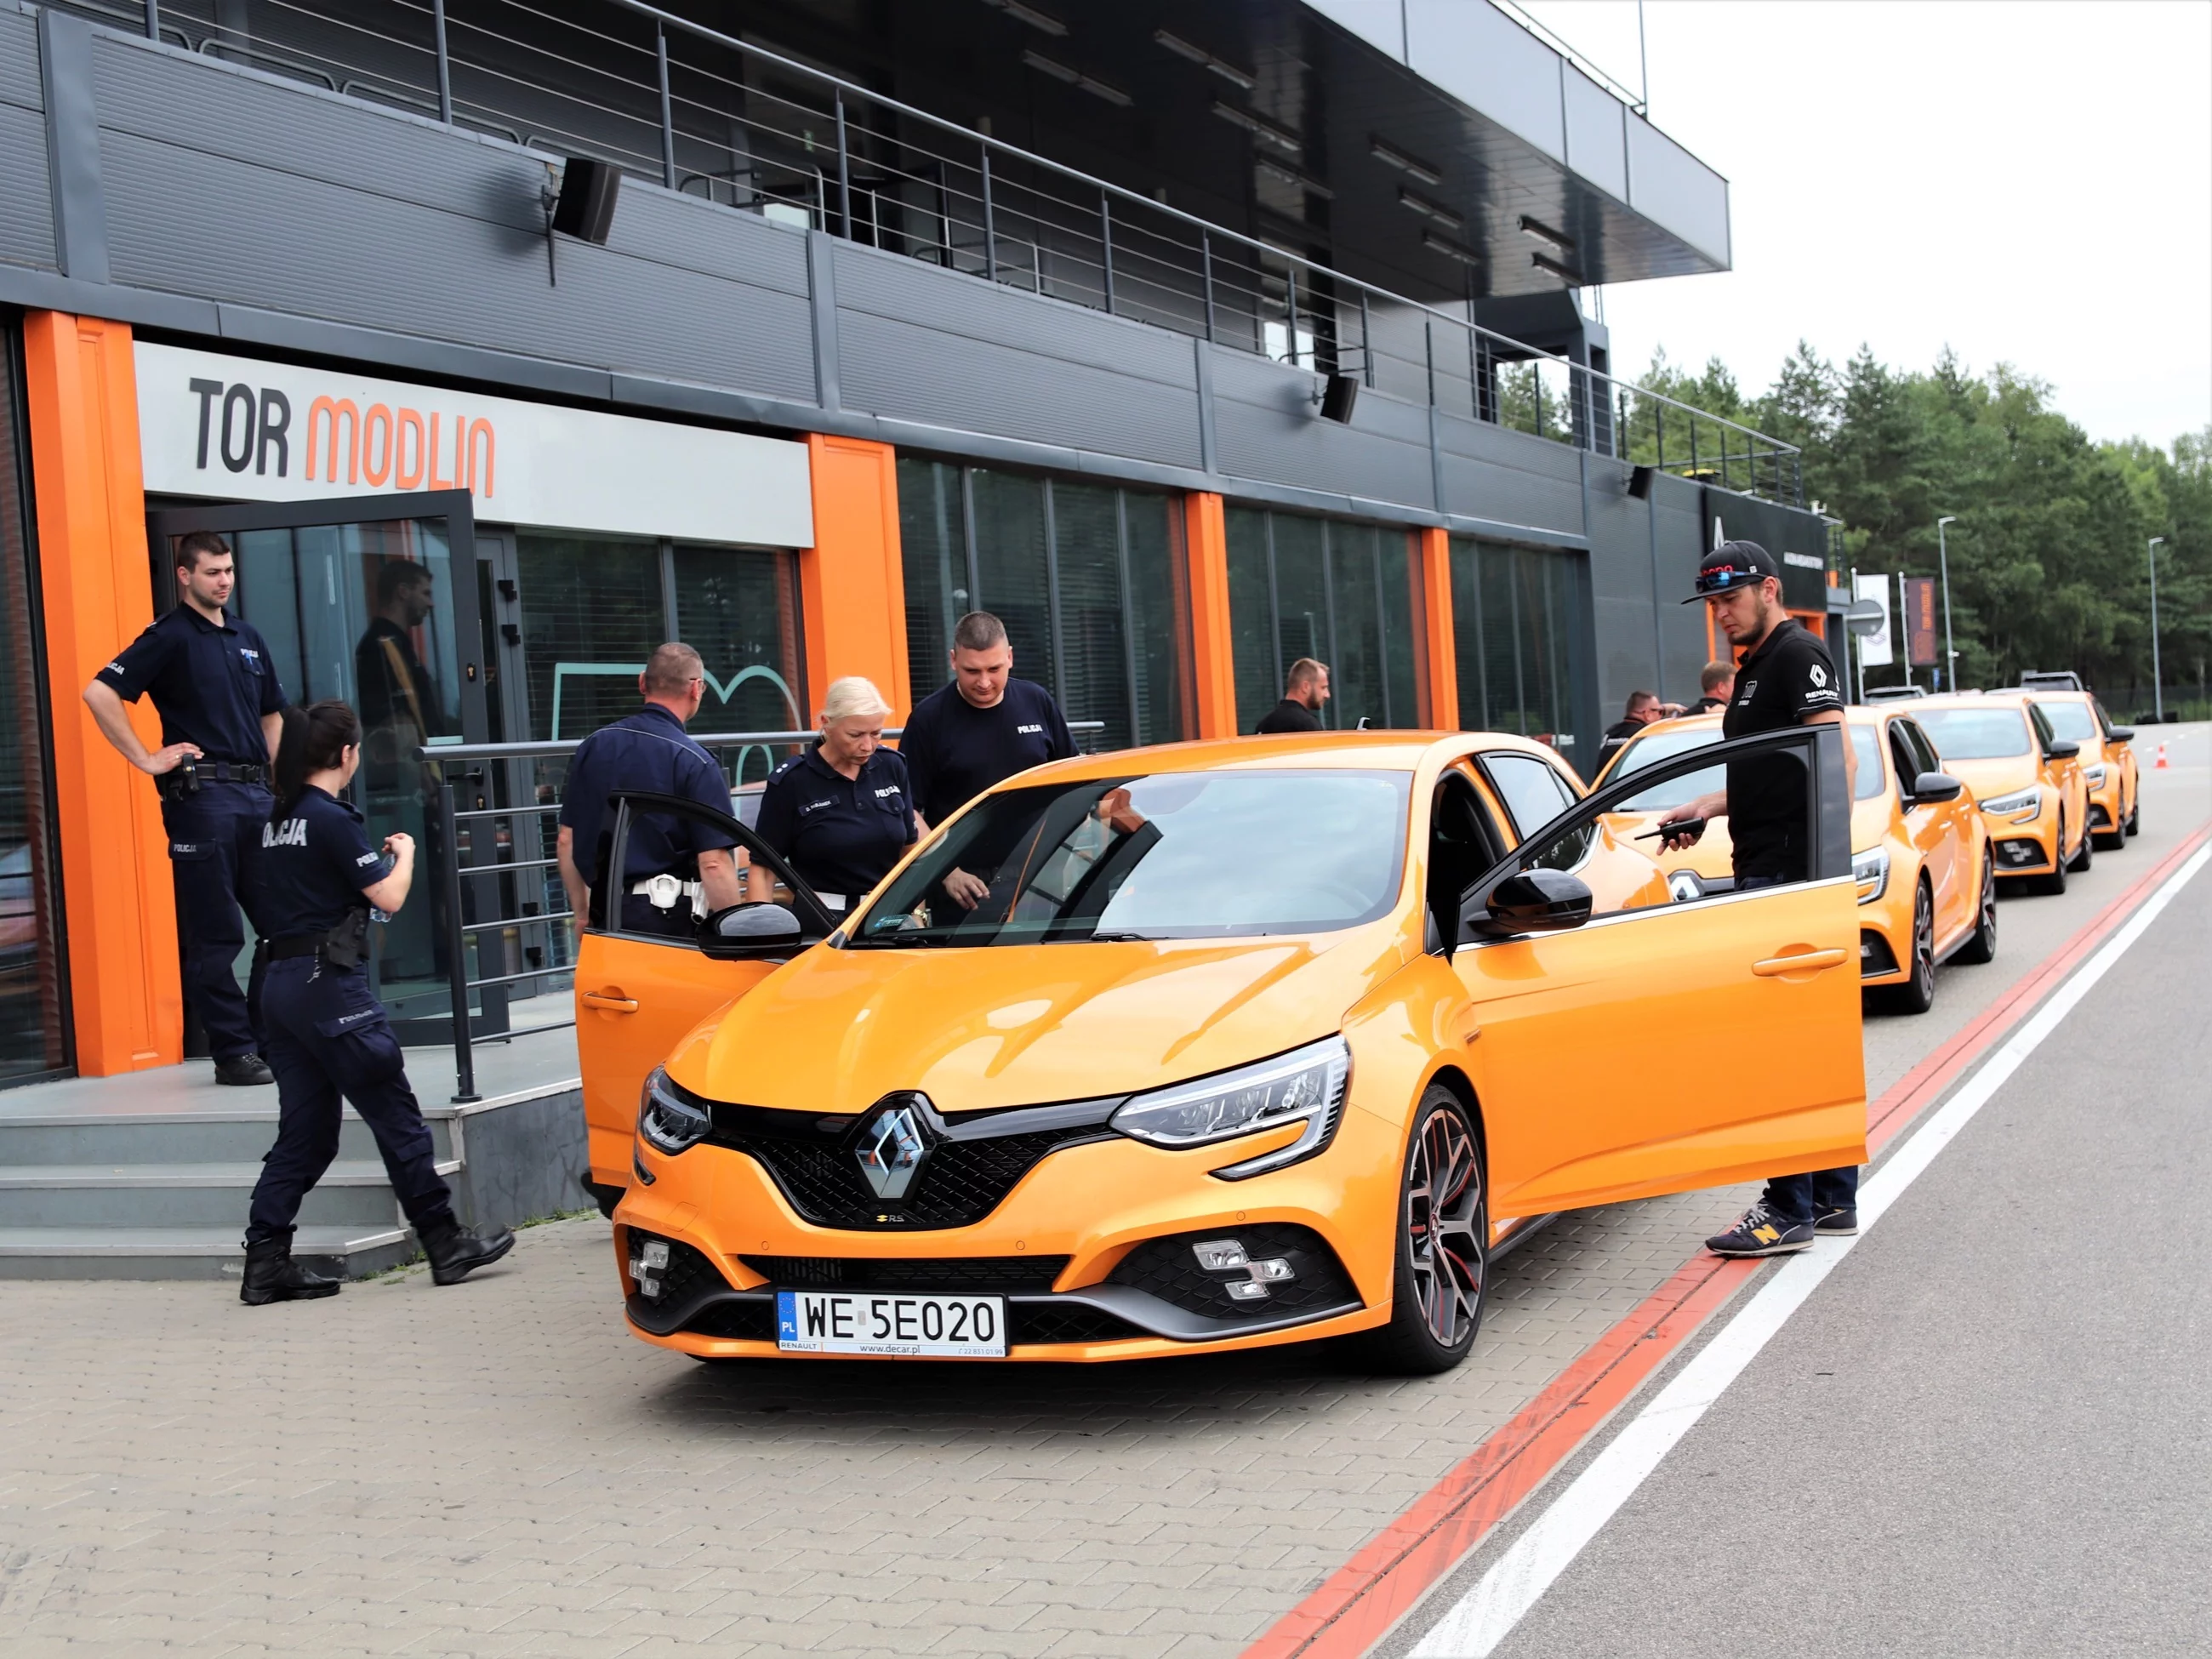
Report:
638,1241,670,1269
630,1237,671,1299
1193,1239,1249,1271
1225,1280,1271,1303
1251,1257,1296,1281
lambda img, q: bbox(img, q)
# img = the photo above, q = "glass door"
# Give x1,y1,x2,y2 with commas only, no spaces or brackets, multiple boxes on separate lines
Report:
145,491,488,1040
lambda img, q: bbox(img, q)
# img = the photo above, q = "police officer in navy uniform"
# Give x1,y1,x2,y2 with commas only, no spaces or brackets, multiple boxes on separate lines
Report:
898,611,1075,911
83,531,282,1086
750,676,916,915
1657,541,1859,1261
242,700,513,1304
556,643,743,938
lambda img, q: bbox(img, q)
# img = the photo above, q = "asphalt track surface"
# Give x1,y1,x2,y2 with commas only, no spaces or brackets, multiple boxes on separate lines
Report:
1385,722,2212,1659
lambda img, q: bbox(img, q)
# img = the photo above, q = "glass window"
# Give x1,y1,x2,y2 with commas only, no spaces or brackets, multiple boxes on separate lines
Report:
1611,724,1725,812
1226,508,1425,732
851,769,1411,945
1917,707,2031,760
1450,539,1587,755
1270,514,1330,694
970,469,1054,698
516,533,665,741
1851,725,1887,800
2032,699,2099,744
1122,493,1189,747
1901,721,1942,778
1225,506,1276,723
1052,482,1132,751
672,545,805,786
897,458,968,704
0,332,66,1080
1480,751,1577,839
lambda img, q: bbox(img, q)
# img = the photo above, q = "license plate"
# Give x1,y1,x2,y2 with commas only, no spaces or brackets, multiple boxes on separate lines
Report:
775,1290,1006,1357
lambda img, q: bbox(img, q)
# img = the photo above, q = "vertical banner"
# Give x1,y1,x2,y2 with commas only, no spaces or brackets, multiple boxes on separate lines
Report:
1852,573,1894,667
1902,576,1940,669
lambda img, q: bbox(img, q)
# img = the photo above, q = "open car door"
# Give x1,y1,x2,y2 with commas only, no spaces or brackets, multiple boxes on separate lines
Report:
575,790,838,1201
1452,725,1867,1219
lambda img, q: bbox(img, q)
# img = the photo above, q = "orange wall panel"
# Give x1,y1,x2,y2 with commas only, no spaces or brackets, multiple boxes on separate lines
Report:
22,312,181,1073
798,434,909,721
1183,492,1236,738
1418,526,1457,730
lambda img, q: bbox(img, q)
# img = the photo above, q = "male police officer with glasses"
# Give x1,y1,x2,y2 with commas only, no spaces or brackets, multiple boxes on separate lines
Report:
84,532,284,1086
1658,540,1859,1257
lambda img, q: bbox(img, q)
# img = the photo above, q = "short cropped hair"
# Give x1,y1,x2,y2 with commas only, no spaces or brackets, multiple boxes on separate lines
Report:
819,676,892,726
1286,657,1326,692
643,642,704,696
177,531,231,571
952,611,1009,653
1624,689,1659,714
1700,660,1736,693
376,561,433,606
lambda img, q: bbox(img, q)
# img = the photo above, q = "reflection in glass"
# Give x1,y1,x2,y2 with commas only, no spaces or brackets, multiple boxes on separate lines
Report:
970,469,1054,696
1052,482,1132,750
1225,507,1276,726
672,544,805,785
897,459,968,703
516,533,664,742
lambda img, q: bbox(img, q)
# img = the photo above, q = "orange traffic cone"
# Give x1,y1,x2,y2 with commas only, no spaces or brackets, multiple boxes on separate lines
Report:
2154,742,2169,770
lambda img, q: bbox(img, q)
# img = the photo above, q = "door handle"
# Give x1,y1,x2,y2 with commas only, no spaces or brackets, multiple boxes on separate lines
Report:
582,989,639,1013
1752,949,1848,978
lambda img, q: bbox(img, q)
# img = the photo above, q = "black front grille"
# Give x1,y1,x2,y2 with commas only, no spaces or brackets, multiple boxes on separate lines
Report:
743,1255,1070,1292
681,1298,776,1341
1109,1223,1356,1320
1010,1304,1148,1345
733,1130,1102,1230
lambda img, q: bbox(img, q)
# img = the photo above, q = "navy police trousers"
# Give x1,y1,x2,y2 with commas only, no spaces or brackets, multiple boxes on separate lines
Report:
162,781,271,1062
245,956,455,1246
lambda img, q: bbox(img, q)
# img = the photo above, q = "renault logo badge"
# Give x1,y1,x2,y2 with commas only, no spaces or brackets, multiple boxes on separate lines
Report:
856,1102,928,1200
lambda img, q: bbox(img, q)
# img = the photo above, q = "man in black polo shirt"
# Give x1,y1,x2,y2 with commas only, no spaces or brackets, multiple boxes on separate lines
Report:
1658,540,1858,1257
85,532,285,1085
899,611,1074,909
1255,658,1330,733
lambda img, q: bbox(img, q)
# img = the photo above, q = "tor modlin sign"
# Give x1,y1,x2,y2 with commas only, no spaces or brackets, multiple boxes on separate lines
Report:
132,341,815,548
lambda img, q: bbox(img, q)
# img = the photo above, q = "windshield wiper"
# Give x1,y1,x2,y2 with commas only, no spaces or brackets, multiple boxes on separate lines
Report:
1065,931,1160,944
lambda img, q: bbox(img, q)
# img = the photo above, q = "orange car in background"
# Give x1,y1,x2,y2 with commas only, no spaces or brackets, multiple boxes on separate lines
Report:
1595,707,1996,1012
1913,694,2092,893
574,728,1865,1372
2012,687,2140,850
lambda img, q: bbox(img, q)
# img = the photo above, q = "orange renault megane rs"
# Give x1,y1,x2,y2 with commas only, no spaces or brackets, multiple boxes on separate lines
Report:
582,727,1865,1373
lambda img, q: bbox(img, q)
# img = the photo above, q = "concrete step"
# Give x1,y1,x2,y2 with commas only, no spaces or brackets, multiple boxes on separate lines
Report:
0,1224,418,1280
0,1113,456,1167
0,1160,457,1229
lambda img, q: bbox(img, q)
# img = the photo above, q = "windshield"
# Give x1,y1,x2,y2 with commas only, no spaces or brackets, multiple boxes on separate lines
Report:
1916,707,2032,760
2033,700,2099,744
1851,727,1887,799
1609,726,1722,812
852,769,1411,946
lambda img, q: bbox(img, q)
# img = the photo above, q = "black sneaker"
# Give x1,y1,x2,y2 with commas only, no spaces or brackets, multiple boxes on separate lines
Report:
1813,1207,1858,1236
214,1054,275,1086
1706,1201,1815,1257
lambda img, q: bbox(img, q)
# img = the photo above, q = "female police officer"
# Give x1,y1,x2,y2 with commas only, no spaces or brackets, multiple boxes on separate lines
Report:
239,699,513,1305
747,676,916,915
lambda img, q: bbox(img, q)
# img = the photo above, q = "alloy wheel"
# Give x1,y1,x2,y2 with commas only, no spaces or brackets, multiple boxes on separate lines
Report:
1405,1106,1485,1348
1913,887,1936,1000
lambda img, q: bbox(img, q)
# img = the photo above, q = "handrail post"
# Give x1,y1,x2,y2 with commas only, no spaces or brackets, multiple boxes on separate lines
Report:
1689,418,1699,482
834,90,852,239
144,0,159,41
430,0,452,123
1284,265,1299,365
438,774,480,1104
655,25,675,188
1200,231,1215,342
980,146,996,282
1361,291,1374,388
1099,194,1115,315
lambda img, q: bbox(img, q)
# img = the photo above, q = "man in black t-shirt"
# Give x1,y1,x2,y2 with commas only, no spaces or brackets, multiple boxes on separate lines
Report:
1656,541,1858,1257
899,611,1075,909
1255,658,1330,733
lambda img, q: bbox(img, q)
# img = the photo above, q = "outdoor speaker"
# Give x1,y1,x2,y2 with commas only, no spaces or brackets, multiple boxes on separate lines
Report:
1628,464,1656,499
552,157,621,243
1320,373,1360,424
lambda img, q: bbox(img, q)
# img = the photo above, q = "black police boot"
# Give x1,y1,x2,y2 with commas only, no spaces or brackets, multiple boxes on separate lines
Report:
214,1054,275,1086
239,1237,341,1305
418,1217,516,1286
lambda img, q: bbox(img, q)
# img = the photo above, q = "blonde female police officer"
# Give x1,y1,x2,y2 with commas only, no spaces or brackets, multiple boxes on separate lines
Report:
240,699,513,1305
748,677,916,913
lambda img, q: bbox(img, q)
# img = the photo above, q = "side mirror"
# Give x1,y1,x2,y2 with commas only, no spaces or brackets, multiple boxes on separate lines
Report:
1912,771,1964,803
2107,725,2135,743
1464,868,1593,941
698,901,802,961
2046,738,2081,761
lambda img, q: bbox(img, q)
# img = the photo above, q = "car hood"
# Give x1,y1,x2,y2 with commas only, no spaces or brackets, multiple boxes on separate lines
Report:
664,926,1410,1114
1936,755,2039,800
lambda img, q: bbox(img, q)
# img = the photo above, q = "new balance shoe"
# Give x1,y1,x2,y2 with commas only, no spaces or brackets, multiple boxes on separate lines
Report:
1705,1201,1814,1257
1813,1206,1858,1236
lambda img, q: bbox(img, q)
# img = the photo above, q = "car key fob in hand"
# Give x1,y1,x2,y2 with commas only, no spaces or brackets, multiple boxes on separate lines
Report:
1639,816,1706,843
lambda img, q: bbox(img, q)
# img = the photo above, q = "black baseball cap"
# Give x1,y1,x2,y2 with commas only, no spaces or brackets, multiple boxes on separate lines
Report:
1685,540,1781,602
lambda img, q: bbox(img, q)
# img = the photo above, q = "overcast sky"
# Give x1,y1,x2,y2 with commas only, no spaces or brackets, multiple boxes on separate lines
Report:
1519,0,2212,450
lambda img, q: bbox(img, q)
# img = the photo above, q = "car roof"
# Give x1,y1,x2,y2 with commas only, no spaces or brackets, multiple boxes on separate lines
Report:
988,729,1574,789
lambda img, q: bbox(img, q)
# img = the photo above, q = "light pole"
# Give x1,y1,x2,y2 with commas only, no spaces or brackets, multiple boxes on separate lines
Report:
1936,515,1958,692
2147,535,2166,720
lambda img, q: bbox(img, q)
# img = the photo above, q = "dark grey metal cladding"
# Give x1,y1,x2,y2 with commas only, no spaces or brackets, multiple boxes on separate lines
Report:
1209,346,1435,508
4,7,59,273
833,237,1203,469
1435,409,1584,529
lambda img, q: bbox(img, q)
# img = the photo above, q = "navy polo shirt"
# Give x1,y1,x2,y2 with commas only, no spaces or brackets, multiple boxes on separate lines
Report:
100,604,286,765
898,678,1075,827
259,786,391,938
753,744,917,899
558,704,737,890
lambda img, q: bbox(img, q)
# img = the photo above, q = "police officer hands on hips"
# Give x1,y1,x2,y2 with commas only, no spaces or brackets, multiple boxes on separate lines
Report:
750,677,916,915
1656,541,1861,1259
898,611,1075,910
556,643,743,938
83,531,282,1086
242,700,513,1305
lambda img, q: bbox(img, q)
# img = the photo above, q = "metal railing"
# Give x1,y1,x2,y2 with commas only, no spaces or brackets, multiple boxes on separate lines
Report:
420,721,1105,1102
57,0,1802,503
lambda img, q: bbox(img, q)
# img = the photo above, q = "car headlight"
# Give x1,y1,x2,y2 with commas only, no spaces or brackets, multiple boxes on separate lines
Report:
638,1067,712,1155
2083,764,2107,787
1979,786,2042,819
1110,1036,1350,1182
1851,846,1890,905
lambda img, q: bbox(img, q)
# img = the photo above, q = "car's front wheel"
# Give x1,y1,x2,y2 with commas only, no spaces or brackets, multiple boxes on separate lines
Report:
2126,792,2141,837
2067,812,2095,872
1953,846,1998,965
2039,815,2070,895
1361,1086,1487,1376
1881,881,1937,1015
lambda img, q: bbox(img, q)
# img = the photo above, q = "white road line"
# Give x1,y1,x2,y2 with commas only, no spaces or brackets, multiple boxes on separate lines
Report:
1410,842,2211,1659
